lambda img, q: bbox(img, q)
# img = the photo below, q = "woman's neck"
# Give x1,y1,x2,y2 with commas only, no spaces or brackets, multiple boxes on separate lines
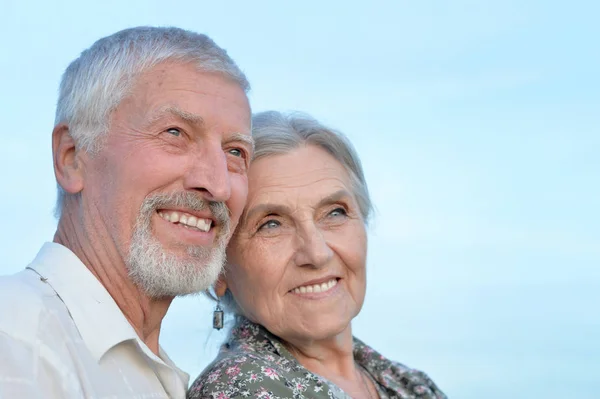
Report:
282,324,377,398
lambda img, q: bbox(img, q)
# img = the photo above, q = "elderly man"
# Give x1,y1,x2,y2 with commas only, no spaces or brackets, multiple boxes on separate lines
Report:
0,26,253,398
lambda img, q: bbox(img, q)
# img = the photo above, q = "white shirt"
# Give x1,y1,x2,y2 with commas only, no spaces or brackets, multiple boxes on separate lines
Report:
0,242,190,398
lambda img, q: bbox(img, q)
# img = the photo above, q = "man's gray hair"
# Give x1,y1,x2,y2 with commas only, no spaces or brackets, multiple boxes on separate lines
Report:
54,26,250,216
218,110,373,318
251,110,373,222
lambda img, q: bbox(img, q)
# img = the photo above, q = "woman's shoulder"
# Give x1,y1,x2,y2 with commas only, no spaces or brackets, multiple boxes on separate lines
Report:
354,337,447,399
188,352,281,399
385,360,447,398
188,348,330,399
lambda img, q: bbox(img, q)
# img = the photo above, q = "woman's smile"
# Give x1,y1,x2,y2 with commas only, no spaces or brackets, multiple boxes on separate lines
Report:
289,277,341,298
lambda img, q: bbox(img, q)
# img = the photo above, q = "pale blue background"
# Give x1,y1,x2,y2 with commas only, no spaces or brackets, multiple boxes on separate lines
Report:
1,1,598,398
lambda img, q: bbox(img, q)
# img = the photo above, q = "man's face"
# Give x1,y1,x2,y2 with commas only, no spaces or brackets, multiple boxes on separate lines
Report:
79,62,252,297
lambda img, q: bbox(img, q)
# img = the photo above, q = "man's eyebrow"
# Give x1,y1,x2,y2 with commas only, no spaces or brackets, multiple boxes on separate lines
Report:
145,106,205,128
147,107,254,149
225,132,255,153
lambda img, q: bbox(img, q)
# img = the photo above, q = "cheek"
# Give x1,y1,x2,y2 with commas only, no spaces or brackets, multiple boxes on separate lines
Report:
331,225,368,275
84,153,122,208
109,148,189,209
354,232,368,272
87,146,185,228
225,241,283,306
80,153,138,244
227,174,248,228
347,231,368,302
132,150,185,185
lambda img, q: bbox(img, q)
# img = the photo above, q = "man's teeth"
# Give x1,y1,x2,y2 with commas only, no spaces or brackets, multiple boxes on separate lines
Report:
292,278,338,294
158,211,212,232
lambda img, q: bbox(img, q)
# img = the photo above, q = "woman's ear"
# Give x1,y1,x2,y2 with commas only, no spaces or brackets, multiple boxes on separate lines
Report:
214,275,228,298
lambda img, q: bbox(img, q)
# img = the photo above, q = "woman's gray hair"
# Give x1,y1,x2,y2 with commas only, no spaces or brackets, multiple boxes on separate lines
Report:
218,110,373,317
54,26,249,217
251,111,373,222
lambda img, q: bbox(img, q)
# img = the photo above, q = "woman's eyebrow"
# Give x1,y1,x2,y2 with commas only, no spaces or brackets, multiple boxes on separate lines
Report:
244,203,291,223
316,189,353,208
243,190,352,223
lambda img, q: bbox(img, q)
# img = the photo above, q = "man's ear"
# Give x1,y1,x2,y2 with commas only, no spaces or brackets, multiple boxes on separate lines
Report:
214,275,228,298
52,124,84,195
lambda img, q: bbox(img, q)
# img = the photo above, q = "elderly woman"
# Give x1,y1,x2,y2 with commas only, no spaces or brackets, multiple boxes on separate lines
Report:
188,112,446,399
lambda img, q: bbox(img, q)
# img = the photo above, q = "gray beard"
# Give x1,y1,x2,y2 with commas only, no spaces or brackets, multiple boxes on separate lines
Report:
126,192,230,298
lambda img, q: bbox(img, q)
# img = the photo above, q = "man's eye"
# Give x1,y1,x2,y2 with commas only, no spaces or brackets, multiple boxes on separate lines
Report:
228,148,244,157
166,128,181,137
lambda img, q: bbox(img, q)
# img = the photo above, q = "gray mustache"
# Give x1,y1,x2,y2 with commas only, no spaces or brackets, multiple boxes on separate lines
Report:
141,192,231,229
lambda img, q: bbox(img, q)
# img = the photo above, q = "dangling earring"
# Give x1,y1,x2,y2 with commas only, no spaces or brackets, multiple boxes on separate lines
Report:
213,299,224,330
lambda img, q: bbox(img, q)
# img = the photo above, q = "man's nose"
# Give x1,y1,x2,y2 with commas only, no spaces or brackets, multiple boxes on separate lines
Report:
183,143,231,203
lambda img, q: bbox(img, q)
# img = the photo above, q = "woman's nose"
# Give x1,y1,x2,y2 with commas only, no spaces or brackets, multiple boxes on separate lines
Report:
293,225,334,268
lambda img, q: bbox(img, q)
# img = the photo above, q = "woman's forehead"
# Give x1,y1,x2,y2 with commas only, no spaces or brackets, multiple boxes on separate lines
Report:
246,147,353,207
249,146,349,184
249,181,352,210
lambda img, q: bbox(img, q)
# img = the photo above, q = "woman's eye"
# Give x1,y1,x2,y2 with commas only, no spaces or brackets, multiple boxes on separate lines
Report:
228,148,244,158
329,207,347,217
258,219,280,231
166,128,181,137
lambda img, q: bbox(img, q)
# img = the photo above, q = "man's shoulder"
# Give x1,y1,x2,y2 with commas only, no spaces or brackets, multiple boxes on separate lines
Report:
0,270,50,309
0,270,58,343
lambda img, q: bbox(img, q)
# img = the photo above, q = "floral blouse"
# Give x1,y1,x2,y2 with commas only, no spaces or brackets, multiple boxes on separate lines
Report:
188,318,446,399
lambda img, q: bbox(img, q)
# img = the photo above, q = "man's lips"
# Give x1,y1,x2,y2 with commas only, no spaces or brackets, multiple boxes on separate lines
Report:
157,209,214,232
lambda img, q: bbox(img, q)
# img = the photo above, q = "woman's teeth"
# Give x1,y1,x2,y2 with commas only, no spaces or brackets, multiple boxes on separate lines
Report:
292,278,338,295
158,211,212,232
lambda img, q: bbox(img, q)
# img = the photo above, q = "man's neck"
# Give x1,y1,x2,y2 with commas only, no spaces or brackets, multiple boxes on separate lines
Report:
54,208,172,356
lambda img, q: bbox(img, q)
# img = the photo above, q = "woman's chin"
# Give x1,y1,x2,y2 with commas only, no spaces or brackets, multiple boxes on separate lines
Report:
279,317,354,343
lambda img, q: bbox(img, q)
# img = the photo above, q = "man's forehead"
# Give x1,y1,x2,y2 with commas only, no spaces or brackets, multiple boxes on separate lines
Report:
131,62,251,111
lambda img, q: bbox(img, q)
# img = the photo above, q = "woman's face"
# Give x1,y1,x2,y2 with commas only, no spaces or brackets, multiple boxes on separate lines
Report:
224,144,367,343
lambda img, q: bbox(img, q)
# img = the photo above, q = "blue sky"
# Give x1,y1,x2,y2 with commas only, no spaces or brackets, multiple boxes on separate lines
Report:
1,1,598,398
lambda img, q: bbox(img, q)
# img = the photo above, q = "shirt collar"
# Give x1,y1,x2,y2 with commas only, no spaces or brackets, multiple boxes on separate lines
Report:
27,242,179,370
227,317,445,398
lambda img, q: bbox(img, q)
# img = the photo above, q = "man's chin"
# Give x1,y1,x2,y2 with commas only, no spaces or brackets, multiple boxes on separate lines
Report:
157,236,215,254
128,251,220,297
